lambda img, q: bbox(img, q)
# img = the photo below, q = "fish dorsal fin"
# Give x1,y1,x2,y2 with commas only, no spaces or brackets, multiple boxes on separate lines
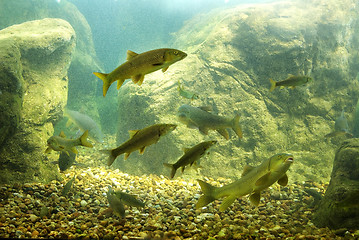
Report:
241,165,255,177
277,174,288,186
255,172,271,186
182,147,191,153
59,131,66,138
129,130,140,138
249,192,261,206
198,106,212,112
126,50,138,60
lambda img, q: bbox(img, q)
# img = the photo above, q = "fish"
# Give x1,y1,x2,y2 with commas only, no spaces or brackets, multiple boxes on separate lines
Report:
61,175,76,196
334,109,349,132
64,109,104,143
114,190,145,208
57,151,77,171
45,130,93,155
196,153,294,211
178,80,199,100
163,140,217,179
177,104,242,140
325,109,352,138
93,48,187,96
107,187,126,218
101,124,177,166
269,75,312,92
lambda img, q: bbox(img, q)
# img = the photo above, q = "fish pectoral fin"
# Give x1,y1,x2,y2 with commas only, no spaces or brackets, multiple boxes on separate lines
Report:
249,192,261,206
44,147,52,153
128,130,140,138
241,165,255,177
181,166,185,173
70,147,78,154
162,66,169,72
199,127,209,135
126,50,138,60
255,172,271,186
219,195,237,212
139,146,146,155
217,129,229,140
59,131,66,138
124,153,131,160
277,174,289,186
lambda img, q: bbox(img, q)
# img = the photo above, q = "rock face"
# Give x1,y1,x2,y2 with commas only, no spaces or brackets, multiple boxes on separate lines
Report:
0,18,76,183
313,138,359,229
114,0,359,182
0,0,104,131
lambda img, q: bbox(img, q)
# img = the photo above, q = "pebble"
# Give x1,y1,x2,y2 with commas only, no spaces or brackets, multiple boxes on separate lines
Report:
0,165,353,239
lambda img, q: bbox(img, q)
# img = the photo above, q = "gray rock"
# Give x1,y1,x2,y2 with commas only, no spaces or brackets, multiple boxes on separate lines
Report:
0,18,76,183
313,138,359,230
114,0,359,183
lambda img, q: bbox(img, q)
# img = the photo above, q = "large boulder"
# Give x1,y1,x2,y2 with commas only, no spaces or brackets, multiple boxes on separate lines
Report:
313,138,359,230
0,18,76,183
0,0,105,131
113,0,359,182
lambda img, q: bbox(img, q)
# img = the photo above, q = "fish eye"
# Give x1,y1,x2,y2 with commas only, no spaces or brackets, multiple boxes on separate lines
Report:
173,51,179,55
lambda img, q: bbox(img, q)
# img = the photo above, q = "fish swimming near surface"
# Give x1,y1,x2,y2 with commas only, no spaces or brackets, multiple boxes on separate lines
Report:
177,104,242,140
45,130,93,155
163,140,217,179
101,123,177,166
107,187,126,218
64,109,104,143
196,153,294,211
269,75,312,92
325,109,353,138
93,48,187,97
178,80,199,100
114,190,145,208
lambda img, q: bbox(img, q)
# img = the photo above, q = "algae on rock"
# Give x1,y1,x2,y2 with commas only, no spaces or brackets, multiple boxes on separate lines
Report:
313,138,359,230
0,18,76,183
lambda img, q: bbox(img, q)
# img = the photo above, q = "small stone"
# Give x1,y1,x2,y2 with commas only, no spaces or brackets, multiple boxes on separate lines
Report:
80,200,87,207
29,214,38,222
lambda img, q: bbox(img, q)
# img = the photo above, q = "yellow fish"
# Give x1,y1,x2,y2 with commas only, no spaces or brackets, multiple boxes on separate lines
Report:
196,153,293,211
93,48,187,96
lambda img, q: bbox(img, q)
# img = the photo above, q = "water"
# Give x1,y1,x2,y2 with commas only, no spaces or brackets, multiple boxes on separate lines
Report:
1,0,359,238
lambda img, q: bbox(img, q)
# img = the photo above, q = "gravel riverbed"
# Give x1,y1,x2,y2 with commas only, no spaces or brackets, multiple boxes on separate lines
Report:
0,162,358,239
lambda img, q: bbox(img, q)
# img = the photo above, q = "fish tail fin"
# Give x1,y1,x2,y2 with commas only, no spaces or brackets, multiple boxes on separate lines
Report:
163,163,177,179
196,179,217,209
100,149,117,166
93,72,110,97
79,130,93,148
231,115,243,139
269,78,276,92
